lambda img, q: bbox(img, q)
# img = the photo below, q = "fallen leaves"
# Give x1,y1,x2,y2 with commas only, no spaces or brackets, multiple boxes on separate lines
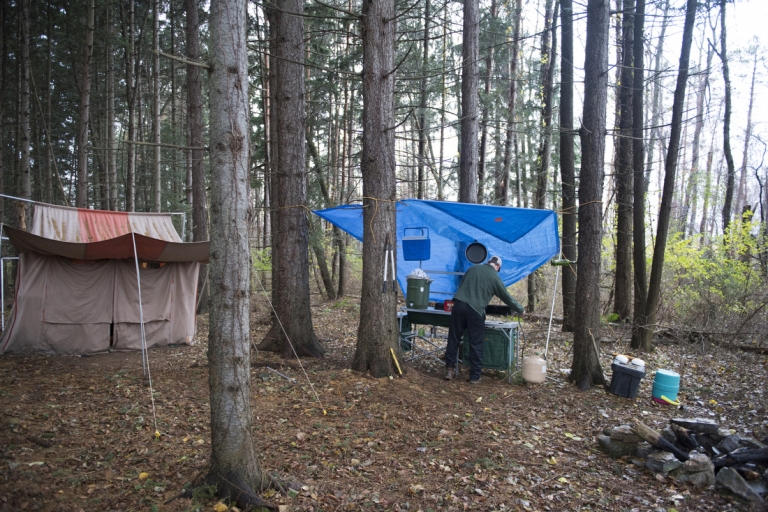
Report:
0,306,761,512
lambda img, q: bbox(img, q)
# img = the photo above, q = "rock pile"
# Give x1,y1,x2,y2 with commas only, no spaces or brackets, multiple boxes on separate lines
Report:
598,417,767,506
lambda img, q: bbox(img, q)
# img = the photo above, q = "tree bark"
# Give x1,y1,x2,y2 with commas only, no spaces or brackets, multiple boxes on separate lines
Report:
638,0,697,350
206,0,275,507
685,42,712,237
644,0,669,189
126,0,136,212
570,0,610,391
534,0,555,212
259,0,324,358
719,0,735,232
76,0,95,208
630,0,649,351
459,0,479,203
438,14,448,202
153,0,161,212
528,0,558,314
735,50,757,219
559,0,576,332
20,0,31,222
187,0,209,310
107,3,117,210
613,0,634,322
416,0,430,200
499,0,522,206
353,0,399,377
478,0,498,203
0,1,5,224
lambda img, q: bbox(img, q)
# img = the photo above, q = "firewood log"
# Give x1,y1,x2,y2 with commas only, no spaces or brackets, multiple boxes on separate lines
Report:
671,424,699,451
631,421,690,462
713,448,768,469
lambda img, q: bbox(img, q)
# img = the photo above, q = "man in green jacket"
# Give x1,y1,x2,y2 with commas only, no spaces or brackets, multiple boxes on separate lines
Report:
444,255,524,383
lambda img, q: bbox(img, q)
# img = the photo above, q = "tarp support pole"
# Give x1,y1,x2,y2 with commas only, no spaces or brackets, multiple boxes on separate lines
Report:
131,233,149,374
0,224,3,331
131,232,160,437
544,262,560,360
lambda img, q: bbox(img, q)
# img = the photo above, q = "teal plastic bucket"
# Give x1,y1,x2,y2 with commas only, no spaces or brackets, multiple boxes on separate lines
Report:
652,369,680,402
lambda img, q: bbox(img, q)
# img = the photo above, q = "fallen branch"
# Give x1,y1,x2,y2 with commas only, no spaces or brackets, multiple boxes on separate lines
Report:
631,421,689,461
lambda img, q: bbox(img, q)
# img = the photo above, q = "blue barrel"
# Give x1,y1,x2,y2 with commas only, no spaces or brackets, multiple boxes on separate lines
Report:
652,369,680,402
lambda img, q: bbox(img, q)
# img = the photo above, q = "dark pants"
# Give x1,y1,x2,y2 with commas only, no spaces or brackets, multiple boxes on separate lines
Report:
444,299,485,380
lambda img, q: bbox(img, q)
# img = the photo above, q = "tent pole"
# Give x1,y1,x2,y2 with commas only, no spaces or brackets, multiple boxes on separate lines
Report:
131,233,148,374
0,224,3,331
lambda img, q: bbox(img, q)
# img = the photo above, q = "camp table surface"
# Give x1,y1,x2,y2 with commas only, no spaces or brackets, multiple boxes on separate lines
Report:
398,307,519,381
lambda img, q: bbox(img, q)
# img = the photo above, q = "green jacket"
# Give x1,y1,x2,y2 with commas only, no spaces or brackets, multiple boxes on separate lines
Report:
453,263,524,316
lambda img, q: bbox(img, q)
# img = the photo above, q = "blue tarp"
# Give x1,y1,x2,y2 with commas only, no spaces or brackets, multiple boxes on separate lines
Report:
313,200,560,301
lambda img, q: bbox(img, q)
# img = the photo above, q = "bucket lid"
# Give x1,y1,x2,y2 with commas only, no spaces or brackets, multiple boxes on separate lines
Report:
655,369,679,377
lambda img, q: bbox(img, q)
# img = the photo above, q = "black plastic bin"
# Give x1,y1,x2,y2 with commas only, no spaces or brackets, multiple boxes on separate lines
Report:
609,363,645,399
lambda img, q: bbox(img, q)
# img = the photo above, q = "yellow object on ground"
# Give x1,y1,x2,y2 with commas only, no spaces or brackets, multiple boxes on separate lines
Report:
390,348,403,375
661,395,680,406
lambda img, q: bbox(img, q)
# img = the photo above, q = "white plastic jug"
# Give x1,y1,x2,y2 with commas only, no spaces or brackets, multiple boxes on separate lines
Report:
522,356,547,384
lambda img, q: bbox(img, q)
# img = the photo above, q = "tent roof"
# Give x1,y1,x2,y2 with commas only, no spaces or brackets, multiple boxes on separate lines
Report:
4,226,209,263
31,204,183,243
313,200,559,301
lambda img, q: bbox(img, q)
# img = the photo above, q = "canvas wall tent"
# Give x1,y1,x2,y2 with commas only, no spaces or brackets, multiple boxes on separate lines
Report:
313,200,560,301
0,205,210,356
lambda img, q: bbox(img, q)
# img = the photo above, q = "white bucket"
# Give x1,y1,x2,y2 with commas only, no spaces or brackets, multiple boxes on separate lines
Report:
522,356,547,384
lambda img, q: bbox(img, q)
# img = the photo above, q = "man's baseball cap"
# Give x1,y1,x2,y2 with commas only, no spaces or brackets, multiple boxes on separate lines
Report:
488,255,502,269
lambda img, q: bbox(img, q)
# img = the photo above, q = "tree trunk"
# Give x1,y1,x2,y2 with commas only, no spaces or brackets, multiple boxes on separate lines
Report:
259,0,324,358
20,0,31,222
613,0,634,322
309,218,335,300
107,4,117,210
416,0,430,200
0,1,5,224
528,0,558,314
685,42,712,237
645,0,669,189
459,0,479,203
478,0,498,203
559,0,576,332
719,0,735,232
126,0,136,212
499,0,522,206
187,0,208,310
570,0,610,391
75,0,95,208
153,0,161,212
736,50,757,219
534,0,555,211
699,147,713,237
44,2,53,205
638,0,697,350
353,0,399,377
206,0,275,507
630,0,648,350
438,14,448,202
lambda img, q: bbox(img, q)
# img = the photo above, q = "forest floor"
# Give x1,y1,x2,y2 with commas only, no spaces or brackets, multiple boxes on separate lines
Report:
0,295,766,512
